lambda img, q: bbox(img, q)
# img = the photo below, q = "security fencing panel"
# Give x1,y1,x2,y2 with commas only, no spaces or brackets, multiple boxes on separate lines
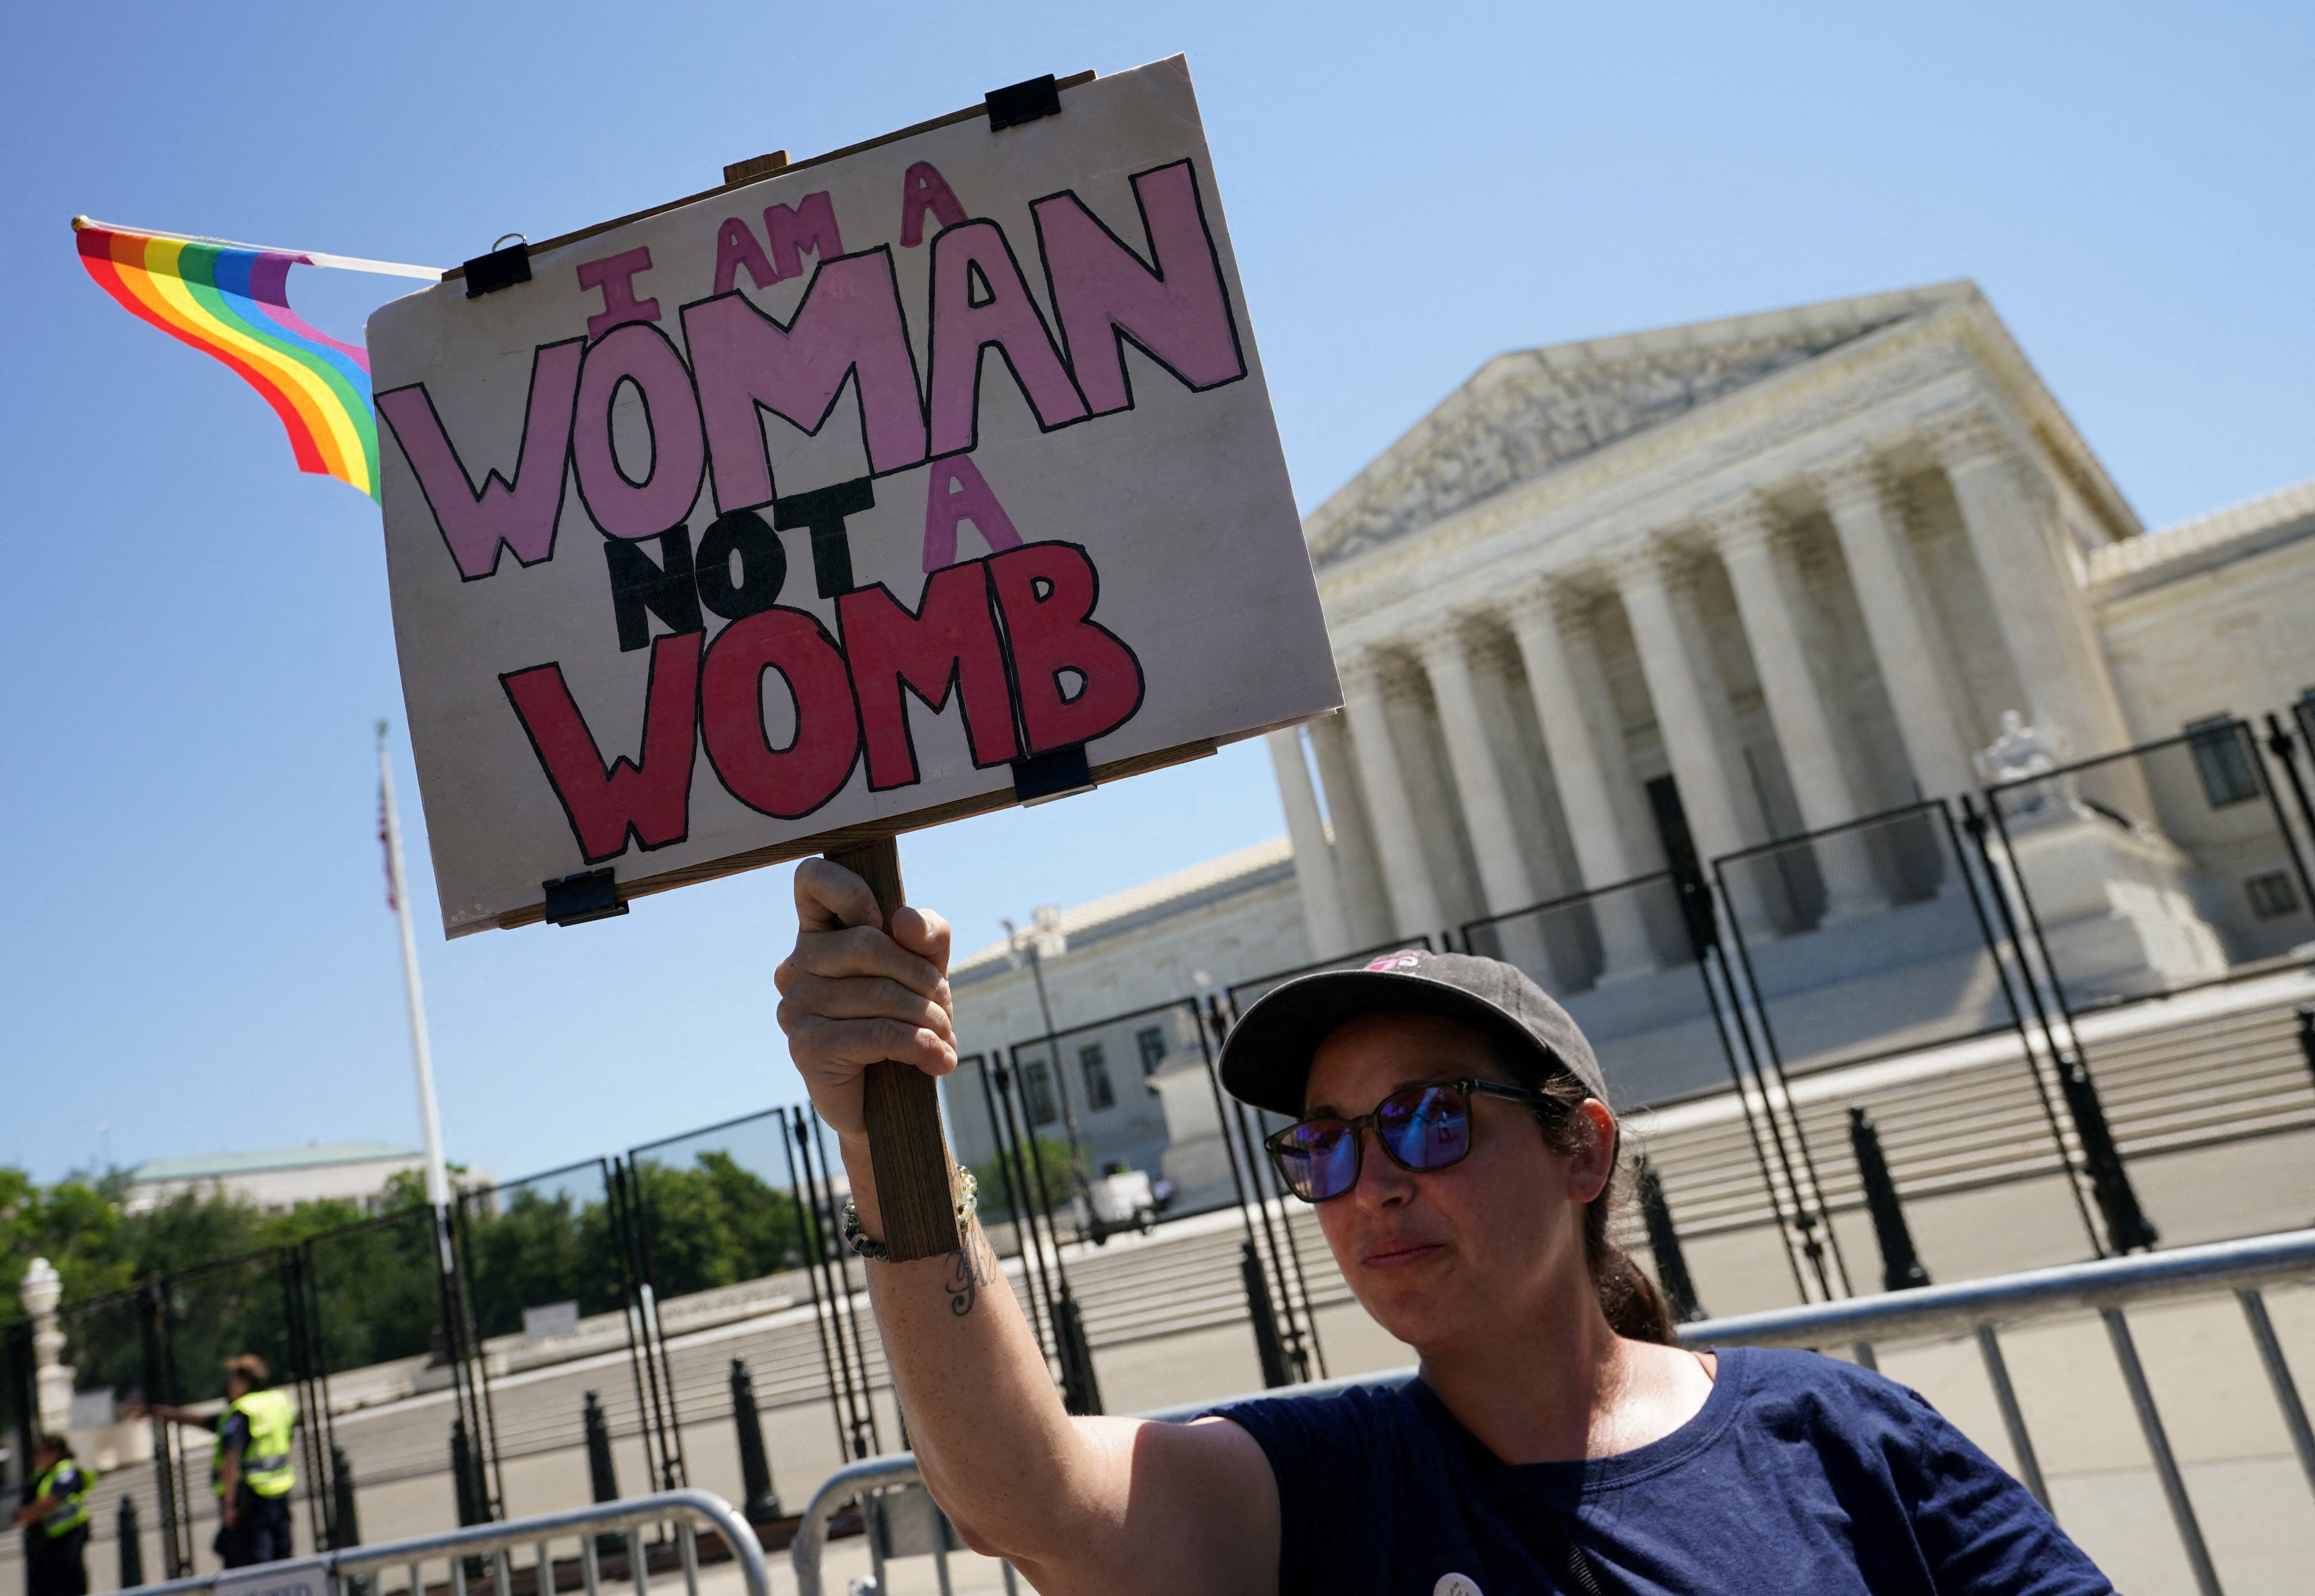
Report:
2295,695,2315,808
626,1108,870,1514
3,1319,28,1489
1985,718,2315,1017
21,1289,172,1594
1462,868,1840,1304
294,1208,449,1555
1709,802,2026,1071
776,1105,887,1469
2269,705,2315,866
986,992,1335,1401
153,1249,306,1570
998,1000,1207,1218
454,1159,643,1521
975,1051,1102,1415
1708,803,2111,1265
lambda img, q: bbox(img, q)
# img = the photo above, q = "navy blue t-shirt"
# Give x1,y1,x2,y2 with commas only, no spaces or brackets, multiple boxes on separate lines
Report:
1212,1347,2110,1595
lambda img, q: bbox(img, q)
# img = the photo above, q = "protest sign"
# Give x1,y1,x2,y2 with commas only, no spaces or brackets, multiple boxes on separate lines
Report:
370,57,1338,939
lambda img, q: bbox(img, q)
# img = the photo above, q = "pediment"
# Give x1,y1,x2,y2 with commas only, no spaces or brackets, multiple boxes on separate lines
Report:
1305,284,1971,568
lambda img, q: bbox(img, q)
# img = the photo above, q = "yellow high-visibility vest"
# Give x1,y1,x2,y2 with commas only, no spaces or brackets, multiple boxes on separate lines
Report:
33,1458,94,1537
212,1387,296,1499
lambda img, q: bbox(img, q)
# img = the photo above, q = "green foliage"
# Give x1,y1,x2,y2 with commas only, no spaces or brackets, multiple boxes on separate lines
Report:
0,1147,811,1408
0,1166,134,1311
972,1136,1083,1220
629,1151,805,1297
461,1185,625,1338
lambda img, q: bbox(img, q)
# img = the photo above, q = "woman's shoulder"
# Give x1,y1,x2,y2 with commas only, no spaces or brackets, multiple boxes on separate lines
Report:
1204,1376,1460,1489
1716,1345,1965,1464
1729,1345,1934,1409
1207,1376,1427,1448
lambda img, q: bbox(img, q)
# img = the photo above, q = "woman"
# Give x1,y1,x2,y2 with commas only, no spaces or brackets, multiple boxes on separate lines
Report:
775,859,2112,1594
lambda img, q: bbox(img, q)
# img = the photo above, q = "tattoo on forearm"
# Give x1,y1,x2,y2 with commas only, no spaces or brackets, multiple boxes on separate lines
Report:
942,1226,998,1317
944,1249,976,1316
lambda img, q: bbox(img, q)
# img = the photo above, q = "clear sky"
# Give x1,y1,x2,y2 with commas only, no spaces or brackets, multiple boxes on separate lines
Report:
1,2,2306,1185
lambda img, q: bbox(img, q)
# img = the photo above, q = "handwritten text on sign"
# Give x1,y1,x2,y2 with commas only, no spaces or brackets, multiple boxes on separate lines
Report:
369,60,1337,934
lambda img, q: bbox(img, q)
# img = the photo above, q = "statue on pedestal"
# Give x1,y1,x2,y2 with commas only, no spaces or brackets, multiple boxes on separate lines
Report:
1978,710,2064,784
18,1258,74,1441
1977,711,2078,819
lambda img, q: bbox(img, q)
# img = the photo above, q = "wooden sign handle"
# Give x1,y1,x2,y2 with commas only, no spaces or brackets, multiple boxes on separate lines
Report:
823,836,964,1262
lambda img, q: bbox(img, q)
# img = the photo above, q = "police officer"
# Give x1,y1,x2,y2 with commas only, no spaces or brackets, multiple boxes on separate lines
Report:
12,1433,94,1596
144,1354,296,1567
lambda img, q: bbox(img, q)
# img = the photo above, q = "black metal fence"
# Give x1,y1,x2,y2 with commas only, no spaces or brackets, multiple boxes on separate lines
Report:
13,709,2315,1592
1984,718,2315,1016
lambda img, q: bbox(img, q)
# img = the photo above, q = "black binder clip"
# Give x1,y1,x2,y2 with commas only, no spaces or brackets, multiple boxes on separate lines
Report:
1012,745,1095,806
463,235,532,298
543,867,628,926
986,74,1062,131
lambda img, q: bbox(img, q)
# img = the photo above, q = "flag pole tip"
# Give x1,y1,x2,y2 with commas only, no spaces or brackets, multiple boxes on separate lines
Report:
70,215,93,232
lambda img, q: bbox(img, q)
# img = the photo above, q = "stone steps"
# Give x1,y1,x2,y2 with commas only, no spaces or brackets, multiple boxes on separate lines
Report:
1636,994,2315,1236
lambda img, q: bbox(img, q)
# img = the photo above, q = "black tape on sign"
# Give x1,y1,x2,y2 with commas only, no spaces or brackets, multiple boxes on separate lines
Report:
543,868,628,926
1013,746,1095,806
463,242,532,298
986,75,1062,131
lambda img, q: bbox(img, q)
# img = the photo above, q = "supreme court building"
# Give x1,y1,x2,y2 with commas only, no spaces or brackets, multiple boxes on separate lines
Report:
942,282,2315,1199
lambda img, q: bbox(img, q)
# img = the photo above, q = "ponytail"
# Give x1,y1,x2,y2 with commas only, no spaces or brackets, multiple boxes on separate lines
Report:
1582,1182,1678,1344
1495,1039,1679,1345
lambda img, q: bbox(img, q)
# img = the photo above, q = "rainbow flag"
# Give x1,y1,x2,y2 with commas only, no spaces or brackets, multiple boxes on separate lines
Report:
73,218,424,501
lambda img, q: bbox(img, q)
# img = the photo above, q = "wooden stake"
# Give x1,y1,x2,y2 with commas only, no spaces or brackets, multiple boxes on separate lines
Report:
823,836,964,1262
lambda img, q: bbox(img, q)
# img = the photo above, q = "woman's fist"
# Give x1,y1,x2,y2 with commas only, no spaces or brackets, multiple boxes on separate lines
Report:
774,857,958,1142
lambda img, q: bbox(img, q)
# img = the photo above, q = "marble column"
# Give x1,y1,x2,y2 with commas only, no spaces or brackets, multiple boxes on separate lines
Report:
1417,626,1537,918
1613,543,1749,866
1340,649,1445,940
1417,625,1554,975
1707,497,1882,922
1267,727,1352,959
1811,450,1977,800
1927,407,2115,752
1309,714,1390,946
1506,582,1657,979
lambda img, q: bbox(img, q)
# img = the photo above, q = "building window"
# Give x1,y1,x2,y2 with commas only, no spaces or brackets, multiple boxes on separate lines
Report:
1022,1062,1058,1125
2246,872,2301,920
2186,718,2260,808
1080,1044,1115,1111
1136,1027,1168,1080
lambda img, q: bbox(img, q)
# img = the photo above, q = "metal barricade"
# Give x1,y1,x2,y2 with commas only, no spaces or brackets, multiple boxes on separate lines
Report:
790,1229,2315,1596
111,1489,765,1596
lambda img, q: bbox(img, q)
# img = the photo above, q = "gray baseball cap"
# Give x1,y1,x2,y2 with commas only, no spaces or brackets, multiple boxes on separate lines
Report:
1218,948,1609,1117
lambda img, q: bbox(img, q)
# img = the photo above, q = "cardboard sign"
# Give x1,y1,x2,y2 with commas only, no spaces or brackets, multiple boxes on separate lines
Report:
370,58,1337,936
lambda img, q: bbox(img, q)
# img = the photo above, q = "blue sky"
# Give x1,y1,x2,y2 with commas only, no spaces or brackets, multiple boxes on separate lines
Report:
1,2,2306,1184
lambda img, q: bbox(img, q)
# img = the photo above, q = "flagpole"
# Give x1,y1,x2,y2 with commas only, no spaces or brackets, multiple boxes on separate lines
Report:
378,721,451,1208
71,215,444,280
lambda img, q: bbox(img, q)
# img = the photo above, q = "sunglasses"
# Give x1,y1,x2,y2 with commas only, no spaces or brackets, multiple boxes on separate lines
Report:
1263,1077,1555,1203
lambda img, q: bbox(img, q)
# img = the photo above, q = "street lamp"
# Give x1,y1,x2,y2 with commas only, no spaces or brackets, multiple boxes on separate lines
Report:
1003,906,1084,1160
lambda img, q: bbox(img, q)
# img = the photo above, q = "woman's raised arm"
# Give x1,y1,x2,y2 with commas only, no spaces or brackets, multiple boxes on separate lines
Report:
774,858,1279,1595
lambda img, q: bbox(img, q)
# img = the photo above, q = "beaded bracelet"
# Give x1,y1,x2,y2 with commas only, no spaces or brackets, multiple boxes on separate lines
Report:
842,1166,978,1260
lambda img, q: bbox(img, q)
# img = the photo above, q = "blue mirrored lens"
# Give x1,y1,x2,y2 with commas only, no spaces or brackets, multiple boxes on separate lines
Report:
1281,1121,1359,1201
1378,1085,1469,1169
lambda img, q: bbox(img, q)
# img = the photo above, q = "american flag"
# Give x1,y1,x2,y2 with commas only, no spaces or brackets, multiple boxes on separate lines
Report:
379,787,397,912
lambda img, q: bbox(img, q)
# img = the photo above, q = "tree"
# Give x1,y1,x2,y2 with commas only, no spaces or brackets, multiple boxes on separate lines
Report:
628,1151,805,1296
972,1135,1083,1221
